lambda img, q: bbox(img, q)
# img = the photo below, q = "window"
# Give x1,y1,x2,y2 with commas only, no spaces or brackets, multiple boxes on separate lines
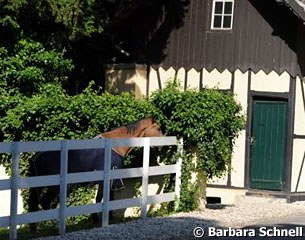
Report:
211,0,234,30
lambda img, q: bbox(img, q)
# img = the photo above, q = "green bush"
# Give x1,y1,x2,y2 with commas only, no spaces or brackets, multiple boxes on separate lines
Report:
0,84,159,226
1,84,159,142
150,81,245,211
0,79,245,223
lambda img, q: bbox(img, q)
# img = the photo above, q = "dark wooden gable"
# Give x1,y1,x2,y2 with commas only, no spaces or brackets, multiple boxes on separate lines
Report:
112,0,305,77
148,0,305,76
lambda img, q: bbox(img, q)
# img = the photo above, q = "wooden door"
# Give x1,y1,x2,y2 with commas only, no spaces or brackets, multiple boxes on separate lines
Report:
250,99,287,191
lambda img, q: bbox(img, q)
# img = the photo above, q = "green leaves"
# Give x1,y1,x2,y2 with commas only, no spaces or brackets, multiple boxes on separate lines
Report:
0,77,245,216
0,83,159,142
0,39,73,95
0,83,159,223
151,81,245,178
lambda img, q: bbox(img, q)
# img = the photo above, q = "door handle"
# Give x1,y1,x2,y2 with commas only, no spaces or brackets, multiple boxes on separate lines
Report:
250,136,256,145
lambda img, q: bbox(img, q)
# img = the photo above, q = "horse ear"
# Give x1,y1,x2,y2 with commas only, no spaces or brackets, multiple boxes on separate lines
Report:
150,116,156,123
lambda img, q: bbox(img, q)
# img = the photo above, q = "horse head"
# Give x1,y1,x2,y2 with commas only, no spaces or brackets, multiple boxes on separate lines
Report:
140,123,163,137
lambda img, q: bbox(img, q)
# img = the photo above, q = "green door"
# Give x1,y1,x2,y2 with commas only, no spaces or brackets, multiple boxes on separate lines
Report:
250,100,287,191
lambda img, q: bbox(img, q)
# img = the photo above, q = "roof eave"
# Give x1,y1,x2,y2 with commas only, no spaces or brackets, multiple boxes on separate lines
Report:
282,0,305,23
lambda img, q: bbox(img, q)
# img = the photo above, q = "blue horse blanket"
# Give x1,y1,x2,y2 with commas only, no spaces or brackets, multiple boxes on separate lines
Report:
31,148,125,190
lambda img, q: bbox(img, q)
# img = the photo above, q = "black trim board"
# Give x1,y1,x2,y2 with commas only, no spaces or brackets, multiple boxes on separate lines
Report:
199,69,204,90
244,70,252,189
184,72,188,91
207,184,245,190
249,91,289,99
230,71,235,93
294,134,305,139
157,68,162,90
146,65,150,98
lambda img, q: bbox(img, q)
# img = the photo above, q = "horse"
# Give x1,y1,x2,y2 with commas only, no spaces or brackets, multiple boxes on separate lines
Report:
28,117,163,231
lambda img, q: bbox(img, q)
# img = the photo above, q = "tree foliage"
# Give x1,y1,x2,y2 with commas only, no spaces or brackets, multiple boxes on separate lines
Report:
0,0,246,224
0,39,74,95
0,0,131,93
0,0,123,44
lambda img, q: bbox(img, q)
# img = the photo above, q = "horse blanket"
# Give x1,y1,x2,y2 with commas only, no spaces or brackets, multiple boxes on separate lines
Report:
31,148,125,190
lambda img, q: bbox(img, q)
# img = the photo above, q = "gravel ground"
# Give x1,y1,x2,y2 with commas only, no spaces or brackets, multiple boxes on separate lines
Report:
35,197,305,240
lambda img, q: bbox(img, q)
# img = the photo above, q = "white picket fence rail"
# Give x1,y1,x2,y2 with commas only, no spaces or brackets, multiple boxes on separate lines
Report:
0,136,182,240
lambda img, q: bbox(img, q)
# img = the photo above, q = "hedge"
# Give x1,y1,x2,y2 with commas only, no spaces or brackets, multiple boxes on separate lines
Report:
0,80,245,223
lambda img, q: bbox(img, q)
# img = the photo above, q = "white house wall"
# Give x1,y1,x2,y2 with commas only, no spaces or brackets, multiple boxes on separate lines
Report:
291,77,305,192
230,70,248,188
251,70,290,92
148,68,293,191
148,67,240,188
291,139,305,192
186,68,200,89
203,69,232,90
293,77,305,136
0,166,23,218
148,67,233,92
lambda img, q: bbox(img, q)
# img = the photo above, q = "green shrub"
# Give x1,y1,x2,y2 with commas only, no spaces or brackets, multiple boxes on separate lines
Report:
0,83,159,226
150,81,245,211
0,78,245,223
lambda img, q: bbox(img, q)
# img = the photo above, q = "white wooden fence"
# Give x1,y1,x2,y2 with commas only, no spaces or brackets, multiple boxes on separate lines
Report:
0,136,182,240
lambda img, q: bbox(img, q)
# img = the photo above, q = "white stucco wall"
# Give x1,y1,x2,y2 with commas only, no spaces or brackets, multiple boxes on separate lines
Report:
291,77,305,192
0,166,23,217
203,69,232,90
148,67,243,188
230,70,248,188
291,139,305,192
251,70,290,92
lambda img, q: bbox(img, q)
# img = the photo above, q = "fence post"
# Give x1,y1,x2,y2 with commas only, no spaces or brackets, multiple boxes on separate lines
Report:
9,142,20,240
141,138,150,219
102,138,112,227
175,138,183,211
59,140,68,235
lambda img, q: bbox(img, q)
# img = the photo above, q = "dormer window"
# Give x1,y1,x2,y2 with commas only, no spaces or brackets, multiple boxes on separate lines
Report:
211,0,234,30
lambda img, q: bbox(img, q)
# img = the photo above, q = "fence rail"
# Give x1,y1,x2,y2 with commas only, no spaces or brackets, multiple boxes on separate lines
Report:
0,136,181,240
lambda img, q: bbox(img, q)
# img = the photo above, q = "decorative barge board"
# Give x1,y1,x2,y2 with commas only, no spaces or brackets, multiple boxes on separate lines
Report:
104,0,305,203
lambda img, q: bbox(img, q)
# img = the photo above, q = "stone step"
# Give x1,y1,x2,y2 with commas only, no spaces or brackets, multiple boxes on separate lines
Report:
236,194,287,204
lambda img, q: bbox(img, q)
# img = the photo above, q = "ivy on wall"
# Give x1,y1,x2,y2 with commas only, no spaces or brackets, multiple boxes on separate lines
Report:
150,81,245,212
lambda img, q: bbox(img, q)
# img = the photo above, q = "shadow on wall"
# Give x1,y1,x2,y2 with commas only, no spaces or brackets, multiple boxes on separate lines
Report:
104,64,147,98
111,174,166,219
105,65,136,94
112,149,167,218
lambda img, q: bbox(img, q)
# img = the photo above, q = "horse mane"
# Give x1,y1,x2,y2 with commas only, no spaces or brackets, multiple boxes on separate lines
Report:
100,116,155,138
125,117,154,134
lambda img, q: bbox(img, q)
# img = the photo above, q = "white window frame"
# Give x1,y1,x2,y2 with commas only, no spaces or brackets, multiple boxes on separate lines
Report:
211,0,234,30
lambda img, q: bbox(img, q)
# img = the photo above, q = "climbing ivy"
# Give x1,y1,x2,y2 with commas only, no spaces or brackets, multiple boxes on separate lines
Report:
150,81,245,212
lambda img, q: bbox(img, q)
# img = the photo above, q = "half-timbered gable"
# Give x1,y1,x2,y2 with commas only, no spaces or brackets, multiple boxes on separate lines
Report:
106,0,305,203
